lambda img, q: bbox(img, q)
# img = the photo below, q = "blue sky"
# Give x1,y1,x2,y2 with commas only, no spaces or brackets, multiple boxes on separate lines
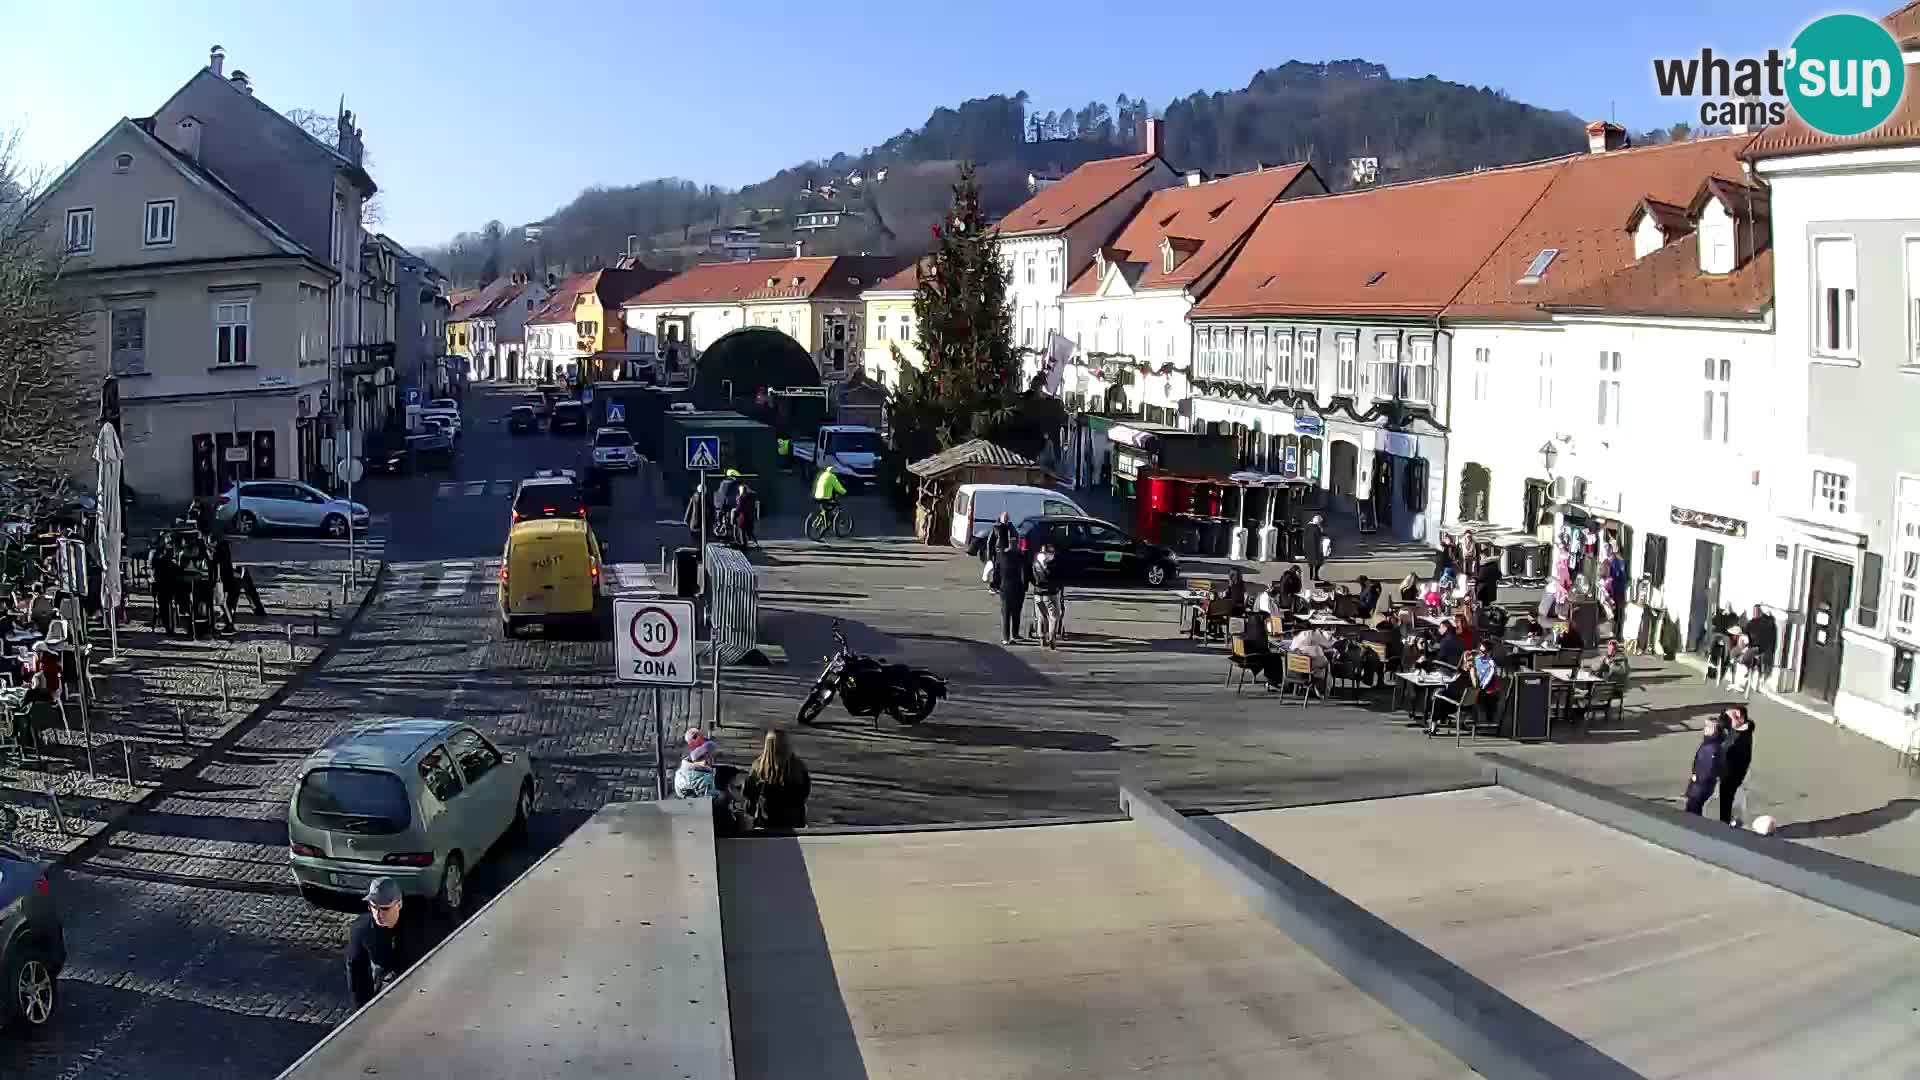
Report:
0,0,1838,249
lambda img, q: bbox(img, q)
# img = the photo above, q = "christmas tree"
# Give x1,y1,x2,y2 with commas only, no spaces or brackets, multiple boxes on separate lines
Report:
888,164,1061,471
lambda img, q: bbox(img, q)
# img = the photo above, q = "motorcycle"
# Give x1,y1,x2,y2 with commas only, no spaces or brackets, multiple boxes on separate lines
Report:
796,621,948,727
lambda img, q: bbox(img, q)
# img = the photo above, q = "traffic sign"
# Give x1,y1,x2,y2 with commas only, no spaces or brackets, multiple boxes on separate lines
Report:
405,388,422,406
336,457,365,484
685,435,720,471
615,598,695,686
607,401,626,424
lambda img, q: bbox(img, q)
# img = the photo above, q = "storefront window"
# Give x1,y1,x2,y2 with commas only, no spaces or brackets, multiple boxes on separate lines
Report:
1301,436,1322,484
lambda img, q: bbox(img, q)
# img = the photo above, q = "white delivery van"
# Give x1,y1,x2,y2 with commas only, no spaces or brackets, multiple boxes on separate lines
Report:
951,484,1088,557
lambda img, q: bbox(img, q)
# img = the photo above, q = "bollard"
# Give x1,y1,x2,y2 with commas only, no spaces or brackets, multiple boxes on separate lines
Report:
255,644,265,683
286,622,295,660
176,704,189,745
313,613,320,639
220,667,230,711
122,738,134,786
326,598,333,620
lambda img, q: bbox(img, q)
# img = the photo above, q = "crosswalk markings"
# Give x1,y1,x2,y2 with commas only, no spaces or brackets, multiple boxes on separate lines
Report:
435,480,517,498
434,562,474,598
391,559,500,595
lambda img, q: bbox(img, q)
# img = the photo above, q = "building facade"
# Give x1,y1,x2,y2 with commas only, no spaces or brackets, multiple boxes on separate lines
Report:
859,262,920,388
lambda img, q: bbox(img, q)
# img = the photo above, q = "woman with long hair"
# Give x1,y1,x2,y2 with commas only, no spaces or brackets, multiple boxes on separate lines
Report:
744,728,812,831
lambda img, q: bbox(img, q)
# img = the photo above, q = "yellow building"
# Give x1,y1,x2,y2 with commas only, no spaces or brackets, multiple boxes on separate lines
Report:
570,267,672,379
445,287,480,360
859,261,922,388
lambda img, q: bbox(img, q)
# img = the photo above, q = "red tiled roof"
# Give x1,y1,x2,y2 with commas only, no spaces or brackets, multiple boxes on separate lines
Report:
1626,198,1691,236
451,277,525,320
1193,161,1564,319
622,255,907,307
1543,234,1772,320
529,272,593,324
1064,164,1315,298
1745,5,1920,159
1445,135,1753,321
863,260,924,294
992,153,1163,237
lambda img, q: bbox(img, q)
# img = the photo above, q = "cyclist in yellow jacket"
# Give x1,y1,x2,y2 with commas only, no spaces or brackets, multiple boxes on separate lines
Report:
812,466,846,515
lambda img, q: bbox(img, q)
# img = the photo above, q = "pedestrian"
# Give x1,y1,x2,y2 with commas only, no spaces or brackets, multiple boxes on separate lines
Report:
990,537,1030,645
1355,574,1382,620
715,469,741,522
684,482,705,545
344,877,426,1008
1279,563,1304,612
1225,567,1247,616
775,434,793,474
1684,714,1726,816
743,728,811,830
1742,604,1778,683
150,538,177,634
1718,706,1755,826
1434,534,1458,579
674,727,717,797
1474,554,1501,607
1306,514,1329,583
1031,542,1065,648
732,481,760,549
985,511,1017,562
210,532,239,633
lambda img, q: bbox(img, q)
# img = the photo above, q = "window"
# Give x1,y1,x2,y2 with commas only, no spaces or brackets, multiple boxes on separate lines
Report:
1814,469,1850,515
1814,237,1857,357
1701,358,1731,442
1249,329,1267,385
418,746,464,802
214,300,251,365
330,194,342,266
1907,238,1920,367
1369,337,1398,400
1296,331,1319,390
143,200,175,246
1596,351,1622,426
1536,352,1554,408
1047,250,1060,283
1471,347,1490,401
1335,334,1357,395
899,316,912,341
1229,328,1246,382
110,308,146,376
1400,338,1434,403
1858,552,1885,630
1894,478,1920,643
1023,325,1034,348
875,314,887,342
65,208,93,254
1518,248,1558,284
1025,256,1036,284
1271,330,1292,387
113,153,133,173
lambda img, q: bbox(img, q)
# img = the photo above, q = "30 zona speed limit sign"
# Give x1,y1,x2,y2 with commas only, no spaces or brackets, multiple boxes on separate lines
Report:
614,598,696,686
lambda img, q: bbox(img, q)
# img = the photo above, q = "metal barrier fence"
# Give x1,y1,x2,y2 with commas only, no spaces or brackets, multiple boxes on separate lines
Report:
702,545,760,665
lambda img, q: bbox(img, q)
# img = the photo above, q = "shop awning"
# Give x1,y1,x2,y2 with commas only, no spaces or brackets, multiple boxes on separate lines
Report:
1107,424,1168,450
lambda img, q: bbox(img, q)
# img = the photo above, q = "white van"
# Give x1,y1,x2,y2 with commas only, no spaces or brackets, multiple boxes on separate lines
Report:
951,484,1088,556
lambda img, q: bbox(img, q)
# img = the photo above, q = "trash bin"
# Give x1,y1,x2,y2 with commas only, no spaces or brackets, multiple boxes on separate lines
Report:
1505,542,1527,577
673,546,701,598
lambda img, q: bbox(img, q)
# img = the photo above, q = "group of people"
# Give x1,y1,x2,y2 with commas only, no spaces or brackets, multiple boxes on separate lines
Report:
672,726,812,834
1684,706,1758,824
982,512,1067,647
1707,604,1779,692
685,469,765,549
148,505,264,636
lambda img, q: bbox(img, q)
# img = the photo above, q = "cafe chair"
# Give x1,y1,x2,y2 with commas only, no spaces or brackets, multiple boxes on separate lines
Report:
1427,677,1477,738
1277,651,1315,706
1201,597,1234,642
1327,642,1367,698
1576,683,1625,730
1226,635,1268,695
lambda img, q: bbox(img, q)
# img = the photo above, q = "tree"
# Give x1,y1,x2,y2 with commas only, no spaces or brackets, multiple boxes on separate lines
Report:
0,129,97,510
888,165,1061,469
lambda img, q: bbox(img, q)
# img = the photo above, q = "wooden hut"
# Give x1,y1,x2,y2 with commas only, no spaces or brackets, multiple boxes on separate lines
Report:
905,439,1055,545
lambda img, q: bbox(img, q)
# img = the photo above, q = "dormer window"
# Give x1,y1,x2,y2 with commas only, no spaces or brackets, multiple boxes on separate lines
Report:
1517,248,1558,285
766,276,778,288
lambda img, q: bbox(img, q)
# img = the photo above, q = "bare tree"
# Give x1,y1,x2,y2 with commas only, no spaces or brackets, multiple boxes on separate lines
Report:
0,128,97,514
287,108,384,226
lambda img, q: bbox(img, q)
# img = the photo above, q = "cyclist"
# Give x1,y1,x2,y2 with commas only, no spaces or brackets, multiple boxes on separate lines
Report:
812,465,847,534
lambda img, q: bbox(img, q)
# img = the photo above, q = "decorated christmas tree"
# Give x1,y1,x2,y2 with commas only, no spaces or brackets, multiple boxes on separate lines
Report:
888,164,1061,470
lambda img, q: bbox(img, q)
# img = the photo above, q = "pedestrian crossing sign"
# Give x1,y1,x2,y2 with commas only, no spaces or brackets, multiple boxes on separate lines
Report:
607,401,625,424
685,435,721,471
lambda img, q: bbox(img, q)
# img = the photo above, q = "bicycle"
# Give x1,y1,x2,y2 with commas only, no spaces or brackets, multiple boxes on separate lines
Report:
805,501,854,541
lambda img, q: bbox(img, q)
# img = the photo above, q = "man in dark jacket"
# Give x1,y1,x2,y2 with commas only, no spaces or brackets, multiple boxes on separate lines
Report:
1474,556,1501,607
1743,605,1778,679
1306,515,1329,583
990,542,1030,645
1355,575,1382,620
985,511,1017,561
1432,620,1466,667
1718,707,1755,825
1684,716,1726,816
1279,564,1304,612
1030,543,1065,648
344,877,427,1008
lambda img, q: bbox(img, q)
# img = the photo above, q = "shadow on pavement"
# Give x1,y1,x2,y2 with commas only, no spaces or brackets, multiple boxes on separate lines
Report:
1774,799,1920,840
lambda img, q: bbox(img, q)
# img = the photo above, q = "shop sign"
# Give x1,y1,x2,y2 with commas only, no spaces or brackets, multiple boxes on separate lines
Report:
1671,505,1747,538
1379,431,1417,458
1115,451,1140,480
1292,413,1324,437
1283,446,1299,476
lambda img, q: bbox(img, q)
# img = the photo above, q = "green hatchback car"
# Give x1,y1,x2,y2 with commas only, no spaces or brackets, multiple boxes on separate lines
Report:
287,720,535,912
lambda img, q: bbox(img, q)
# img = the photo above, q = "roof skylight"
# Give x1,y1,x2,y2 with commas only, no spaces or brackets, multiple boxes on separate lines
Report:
1517,247,1559,284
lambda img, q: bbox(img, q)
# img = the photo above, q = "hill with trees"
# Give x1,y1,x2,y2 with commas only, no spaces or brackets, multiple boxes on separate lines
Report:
421,59,1596,286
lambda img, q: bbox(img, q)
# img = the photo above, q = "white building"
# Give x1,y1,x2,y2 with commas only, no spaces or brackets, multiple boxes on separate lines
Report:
1746,20,1920,744
526,272,589,383
994,121,1177,388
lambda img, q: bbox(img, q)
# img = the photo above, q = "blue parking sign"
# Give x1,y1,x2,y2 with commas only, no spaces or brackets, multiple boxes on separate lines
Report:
685,436,721,471
405,388,421,406
607,401,625,424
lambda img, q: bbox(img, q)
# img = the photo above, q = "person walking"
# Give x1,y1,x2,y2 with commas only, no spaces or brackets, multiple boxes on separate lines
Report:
732,481,760,549
1742,605,1778,684
1031,542,1065,648
985,511,1017,561
743,728,811,830
775,434,793,474
344,878,426,1008
990,538,1030,645
1306,514,1329,584
684,482,705,546
1718,707,1755,825
1684,715,1726,816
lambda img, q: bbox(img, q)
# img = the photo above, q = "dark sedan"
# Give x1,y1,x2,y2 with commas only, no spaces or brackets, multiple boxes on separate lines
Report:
1013,515,1179,587
550,401,588,435
506,405,537,434
0,843,65,1033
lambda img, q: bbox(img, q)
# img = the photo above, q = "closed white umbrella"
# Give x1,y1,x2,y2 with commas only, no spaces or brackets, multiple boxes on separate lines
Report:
93,422,124,658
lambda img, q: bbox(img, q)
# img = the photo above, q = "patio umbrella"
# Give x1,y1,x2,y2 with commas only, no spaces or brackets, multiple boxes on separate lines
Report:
93,422,123,658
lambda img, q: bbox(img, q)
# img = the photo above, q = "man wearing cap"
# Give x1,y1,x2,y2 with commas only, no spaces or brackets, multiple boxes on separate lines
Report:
344,877,426,1007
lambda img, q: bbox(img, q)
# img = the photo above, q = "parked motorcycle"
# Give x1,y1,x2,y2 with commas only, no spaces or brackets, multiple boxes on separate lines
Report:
796,621,948,727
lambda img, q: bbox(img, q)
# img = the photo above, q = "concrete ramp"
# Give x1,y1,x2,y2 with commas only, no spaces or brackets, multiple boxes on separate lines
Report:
1220,788,1920,1079
719,822,1473,1079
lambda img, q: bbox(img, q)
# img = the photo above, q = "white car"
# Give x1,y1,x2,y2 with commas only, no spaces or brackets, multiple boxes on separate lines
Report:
590,428,640,471
420,399,461,439
215,480,369,538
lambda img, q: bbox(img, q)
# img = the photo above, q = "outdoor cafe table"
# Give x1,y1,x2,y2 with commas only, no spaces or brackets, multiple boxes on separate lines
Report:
1177,589,1211,629
1306,612,1358,631
1394,669,1454,718
1547,669,1603,727
1508,641,1560,670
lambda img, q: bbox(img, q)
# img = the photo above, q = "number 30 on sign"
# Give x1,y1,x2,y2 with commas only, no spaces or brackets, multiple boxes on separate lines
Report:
613,598,696,686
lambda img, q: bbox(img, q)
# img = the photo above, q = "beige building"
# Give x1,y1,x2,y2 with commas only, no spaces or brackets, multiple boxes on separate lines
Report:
34,115,336,502
858,261,921,388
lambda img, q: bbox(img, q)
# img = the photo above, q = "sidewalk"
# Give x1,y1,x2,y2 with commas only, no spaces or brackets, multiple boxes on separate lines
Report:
0,557,380,856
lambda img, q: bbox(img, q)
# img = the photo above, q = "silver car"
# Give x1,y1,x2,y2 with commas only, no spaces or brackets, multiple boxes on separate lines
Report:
0,842,65,1033
287,720,535,912
217,480,370,538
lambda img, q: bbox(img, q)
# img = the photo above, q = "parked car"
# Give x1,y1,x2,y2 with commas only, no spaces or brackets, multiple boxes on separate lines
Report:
550,401,588,435
525,395,551,419
420,401,461,440
287,720,536,912
421,415,458,442
499,517,605,637
590,428,640,471
0,842,65,1033
1013,514,1179,587
951,483,1089,558
510,471,586,524
216,480,370,538
506,405,537,434
377,431,454,474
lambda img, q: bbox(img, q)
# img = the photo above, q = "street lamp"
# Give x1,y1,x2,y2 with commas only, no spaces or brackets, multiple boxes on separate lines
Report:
1538,441,1558,475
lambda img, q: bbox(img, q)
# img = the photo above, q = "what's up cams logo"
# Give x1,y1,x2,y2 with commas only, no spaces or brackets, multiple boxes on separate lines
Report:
1653,13,1907,136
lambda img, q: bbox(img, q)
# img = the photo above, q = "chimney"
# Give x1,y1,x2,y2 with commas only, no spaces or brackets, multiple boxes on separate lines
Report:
1144,117,1164,157
230,69,252,95
167,115,203,162
1585,120,1629,154
1184,169,1204,187
208,45,225,78
792,240,804,257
